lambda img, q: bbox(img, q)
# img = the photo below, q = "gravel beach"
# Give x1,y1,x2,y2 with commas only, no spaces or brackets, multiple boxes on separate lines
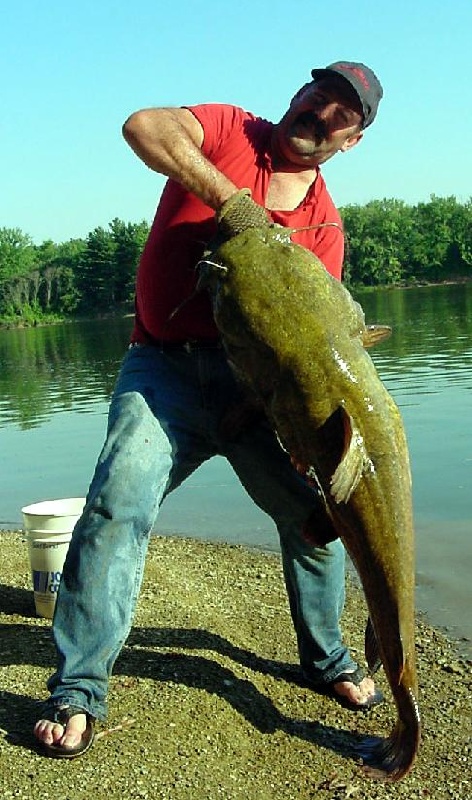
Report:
0,530,470,799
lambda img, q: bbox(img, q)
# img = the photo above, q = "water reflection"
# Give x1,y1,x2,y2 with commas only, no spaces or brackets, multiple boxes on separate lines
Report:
0,317,133,428
2,284,470,429
357,285,472,407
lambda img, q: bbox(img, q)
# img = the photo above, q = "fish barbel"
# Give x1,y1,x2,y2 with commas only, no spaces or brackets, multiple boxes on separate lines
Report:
197,226,421,781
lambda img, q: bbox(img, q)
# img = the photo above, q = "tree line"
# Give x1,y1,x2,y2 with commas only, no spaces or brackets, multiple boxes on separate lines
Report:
1,195,471,325
0,219,149,325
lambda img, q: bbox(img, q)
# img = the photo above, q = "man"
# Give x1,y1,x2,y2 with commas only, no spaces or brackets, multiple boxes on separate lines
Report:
34,61,384,758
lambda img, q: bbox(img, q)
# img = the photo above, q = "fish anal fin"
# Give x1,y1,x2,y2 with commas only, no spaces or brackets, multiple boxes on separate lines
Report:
330,409,373,503
363,324,392,348
366,616,412,686
365,617,382,675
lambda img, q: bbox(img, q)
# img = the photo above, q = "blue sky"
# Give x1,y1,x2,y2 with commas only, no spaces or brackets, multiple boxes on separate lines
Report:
2,0,471,244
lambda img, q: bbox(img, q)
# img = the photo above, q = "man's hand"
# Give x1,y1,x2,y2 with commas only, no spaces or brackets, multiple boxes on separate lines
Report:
217,189,270,239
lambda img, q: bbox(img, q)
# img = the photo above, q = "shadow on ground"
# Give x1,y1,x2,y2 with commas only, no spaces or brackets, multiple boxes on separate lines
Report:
0,620,362,765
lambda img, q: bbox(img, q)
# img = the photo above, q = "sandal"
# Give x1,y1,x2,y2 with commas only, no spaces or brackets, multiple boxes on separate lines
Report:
307,666,384,712
36,703,95,759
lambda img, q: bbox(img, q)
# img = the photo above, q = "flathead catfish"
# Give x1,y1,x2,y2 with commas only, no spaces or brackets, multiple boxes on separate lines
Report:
197,226,421,781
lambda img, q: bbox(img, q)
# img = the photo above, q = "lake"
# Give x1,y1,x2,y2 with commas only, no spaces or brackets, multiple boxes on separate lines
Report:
0,283,471,657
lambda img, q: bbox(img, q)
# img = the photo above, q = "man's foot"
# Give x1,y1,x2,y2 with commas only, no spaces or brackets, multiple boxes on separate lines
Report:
306,666,384,711
332,668,383,709
34,704,94,758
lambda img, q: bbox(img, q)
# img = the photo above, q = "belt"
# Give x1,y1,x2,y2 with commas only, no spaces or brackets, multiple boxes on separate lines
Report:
130,339,223,354
163,339,223,353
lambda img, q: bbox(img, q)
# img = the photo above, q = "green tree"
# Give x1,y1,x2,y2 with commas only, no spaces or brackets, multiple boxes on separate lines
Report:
410,195,457,280
76,226,116,310
342,199,410,286
446,197,472,272
54,238,87,312
36,238,86,313
109,218,149,305
0,227,36,315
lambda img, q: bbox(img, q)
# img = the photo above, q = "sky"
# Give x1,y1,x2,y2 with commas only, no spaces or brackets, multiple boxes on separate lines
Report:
2,0,471,244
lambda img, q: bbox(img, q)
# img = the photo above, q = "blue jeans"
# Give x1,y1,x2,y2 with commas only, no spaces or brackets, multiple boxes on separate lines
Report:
47,344,356,719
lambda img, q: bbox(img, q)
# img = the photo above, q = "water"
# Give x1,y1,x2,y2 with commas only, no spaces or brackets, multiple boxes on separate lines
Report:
1,284,471,656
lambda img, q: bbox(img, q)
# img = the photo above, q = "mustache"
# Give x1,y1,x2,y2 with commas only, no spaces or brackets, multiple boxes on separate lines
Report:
296,110,327,139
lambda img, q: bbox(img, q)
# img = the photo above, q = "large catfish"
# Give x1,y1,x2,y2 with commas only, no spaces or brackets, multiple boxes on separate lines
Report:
197,225,421,781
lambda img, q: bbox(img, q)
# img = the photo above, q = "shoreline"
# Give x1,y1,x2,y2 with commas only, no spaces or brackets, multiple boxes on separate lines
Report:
1,530,470,799
1,524,470,661
2,277,471,330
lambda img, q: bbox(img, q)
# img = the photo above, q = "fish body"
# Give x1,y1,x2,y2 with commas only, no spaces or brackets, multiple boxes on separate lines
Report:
198,226,421,780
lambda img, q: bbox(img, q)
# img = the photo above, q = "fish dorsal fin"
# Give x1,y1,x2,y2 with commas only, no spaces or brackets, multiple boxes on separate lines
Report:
362,324,392,348
330,408,373,503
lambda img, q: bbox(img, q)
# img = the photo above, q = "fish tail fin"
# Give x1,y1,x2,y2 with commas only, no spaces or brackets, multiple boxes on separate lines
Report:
357,689,421,781
365,617,382,675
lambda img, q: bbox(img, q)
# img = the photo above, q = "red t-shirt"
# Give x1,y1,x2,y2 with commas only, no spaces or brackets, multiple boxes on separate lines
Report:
131,103,344,344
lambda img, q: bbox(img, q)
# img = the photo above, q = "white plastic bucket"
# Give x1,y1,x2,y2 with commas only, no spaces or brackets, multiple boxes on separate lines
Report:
27,533,73,618
21,497,85,533
22,497,85,618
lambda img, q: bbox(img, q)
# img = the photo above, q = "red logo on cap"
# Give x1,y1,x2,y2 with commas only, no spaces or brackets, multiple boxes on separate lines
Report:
338,64,370,90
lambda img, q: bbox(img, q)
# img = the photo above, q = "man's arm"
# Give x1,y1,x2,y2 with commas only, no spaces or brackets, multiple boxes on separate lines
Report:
122,107,238,211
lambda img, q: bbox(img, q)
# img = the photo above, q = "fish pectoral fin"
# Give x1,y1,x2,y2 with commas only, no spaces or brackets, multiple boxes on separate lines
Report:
362,324,392,348
329,410,372,503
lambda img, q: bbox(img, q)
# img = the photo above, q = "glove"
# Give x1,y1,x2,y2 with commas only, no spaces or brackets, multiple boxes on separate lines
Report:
196,190,268,290
217,189,269,239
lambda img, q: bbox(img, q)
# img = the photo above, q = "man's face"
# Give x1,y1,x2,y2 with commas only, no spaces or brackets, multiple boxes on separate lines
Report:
274,77,364,167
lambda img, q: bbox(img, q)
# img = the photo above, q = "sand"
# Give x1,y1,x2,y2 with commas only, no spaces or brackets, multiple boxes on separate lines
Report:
0,530,470,799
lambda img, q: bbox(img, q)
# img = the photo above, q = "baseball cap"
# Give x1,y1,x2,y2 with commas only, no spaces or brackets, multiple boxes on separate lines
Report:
311,61,383,129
